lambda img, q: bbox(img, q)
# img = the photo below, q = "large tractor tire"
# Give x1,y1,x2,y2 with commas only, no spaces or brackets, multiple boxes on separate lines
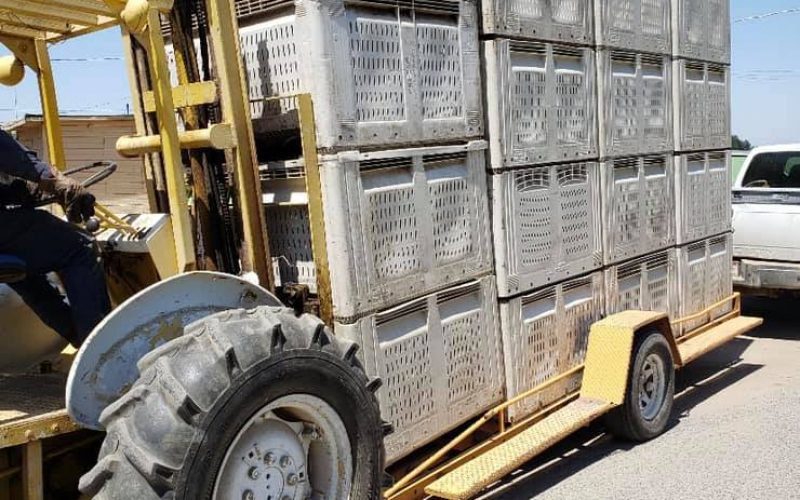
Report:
80,307,389,499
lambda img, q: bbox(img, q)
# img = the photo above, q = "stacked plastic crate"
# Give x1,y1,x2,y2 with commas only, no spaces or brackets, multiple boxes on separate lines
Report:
672,0,733,337
481,1,604,420
251,0,504,463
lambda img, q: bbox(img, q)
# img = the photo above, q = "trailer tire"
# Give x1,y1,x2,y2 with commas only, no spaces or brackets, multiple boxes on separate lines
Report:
604,330,675,442
79,306,389,499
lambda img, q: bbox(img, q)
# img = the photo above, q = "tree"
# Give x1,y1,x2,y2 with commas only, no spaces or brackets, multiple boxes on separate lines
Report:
732,135,753,150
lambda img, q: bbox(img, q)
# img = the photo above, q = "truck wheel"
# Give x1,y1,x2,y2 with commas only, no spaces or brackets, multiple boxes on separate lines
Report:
604,330,675,442
79,307,389,499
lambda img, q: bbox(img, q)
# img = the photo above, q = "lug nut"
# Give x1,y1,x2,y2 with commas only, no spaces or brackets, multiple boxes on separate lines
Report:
242,490,254,500
286,473,299,486
264,452,276,465
280,455,292,468
248,466,259,480
302,425,320,441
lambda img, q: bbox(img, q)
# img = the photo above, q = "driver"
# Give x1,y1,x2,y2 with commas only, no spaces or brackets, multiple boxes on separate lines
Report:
0,129,111,347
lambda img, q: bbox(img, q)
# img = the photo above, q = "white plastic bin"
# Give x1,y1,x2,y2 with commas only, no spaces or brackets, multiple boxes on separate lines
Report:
673,60,731,152
481,0,594,44
484,39,598,169
672,0,730,64
676,233,734,336
499,272,604,421
492,161,603,297
597,50,672,158
675,150,732,245
262,141,493,321
595,0,671,54
238,0,484,150
605,249,678,319
601,154,675,265
336,276,504,463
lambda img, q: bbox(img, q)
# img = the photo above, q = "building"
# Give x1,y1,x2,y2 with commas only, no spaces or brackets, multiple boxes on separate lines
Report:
3,114,149,214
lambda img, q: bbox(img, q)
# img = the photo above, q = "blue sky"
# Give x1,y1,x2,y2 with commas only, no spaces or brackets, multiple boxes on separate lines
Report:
0,1,797,146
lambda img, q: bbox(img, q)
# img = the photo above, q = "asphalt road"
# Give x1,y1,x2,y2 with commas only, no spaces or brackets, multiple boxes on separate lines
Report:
482,296,800,500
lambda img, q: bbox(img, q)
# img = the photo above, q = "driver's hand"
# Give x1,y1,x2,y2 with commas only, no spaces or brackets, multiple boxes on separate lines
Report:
39,171,96,223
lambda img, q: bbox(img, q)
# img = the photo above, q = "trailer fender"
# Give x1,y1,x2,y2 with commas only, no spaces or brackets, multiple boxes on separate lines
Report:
580,311,678,406
66,271,281,430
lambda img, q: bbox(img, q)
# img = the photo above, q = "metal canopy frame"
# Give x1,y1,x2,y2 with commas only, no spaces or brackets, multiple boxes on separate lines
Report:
0,0,118,41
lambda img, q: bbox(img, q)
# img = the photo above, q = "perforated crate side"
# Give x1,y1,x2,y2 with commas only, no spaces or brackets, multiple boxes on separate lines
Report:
594,0,671,54
597,50,673,159
673,60,731,152
604,249,678,321
485,40,598,170
335,277,504,464
492,162,603,298
675,150,732,245
601,154,676,265
481,0,594,44
321,141,493,321
499,272,604,421
676,233,733,336
672,0,730,64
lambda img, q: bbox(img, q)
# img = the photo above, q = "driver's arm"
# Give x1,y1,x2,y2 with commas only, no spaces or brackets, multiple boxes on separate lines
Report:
0,130,56,182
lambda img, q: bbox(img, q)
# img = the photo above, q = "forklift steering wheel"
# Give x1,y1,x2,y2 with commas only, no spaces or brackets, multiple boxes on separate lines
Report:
35,161,118,231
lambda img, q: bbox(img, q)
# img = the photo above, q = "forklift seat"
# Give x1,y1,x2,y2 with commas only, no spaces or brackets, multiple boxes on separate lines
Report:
0,254,26,284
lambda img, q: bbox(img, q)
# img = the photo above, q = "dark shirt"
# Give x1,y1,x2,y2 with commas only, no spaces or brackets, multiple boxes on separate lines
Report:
0,130,54,208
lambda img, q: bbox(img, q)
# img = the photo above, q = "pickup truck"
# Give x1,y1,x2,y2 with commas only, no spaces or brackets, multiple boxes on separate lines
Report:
732,144,800,295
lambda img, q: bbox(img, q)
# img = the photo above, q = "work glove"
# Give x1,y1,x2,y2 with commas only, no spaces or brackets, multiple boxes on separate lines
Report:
39,172,96,224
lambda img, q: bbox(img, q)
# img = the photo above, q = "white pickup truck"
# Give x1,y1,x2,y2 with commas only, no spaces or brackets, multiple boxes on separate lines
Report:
732,144,800,295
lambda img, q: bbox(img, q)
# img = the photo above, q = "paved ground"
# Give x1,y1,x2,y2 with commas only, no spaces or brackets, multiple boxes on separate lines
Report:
483,296,800,500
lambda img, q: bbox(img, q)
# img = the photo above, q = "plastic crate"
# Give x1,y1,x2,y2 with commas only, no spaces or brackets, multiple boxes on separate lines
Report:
676,233,733,336
672,0,730,64
595,0,671,54
336,277,503,463
675,150,731,245
481,0,594,44
261,141,493,321
605,249,678,319
499,272,604,421
235,0,483,151
673,60,731,152
597,50,672,159
491,162,603,297
601,154,675,265
484,40,598,169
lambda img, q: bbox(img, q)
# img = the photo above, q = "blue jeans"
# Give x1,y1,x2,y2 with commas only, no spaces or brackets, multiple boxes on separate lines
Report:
0,209,111,346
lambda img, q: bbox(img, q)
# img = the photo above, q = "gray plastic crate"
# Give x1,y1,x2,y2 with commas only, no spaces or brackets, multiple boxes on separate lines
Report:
597,50,672,158
677,233,733,336
605,249,678,319
601,154,675,265
261,141,493,322
675,150,732,245
595,0,671,54
492,161,603,297
485,40,598,169
237,0,483,150
673,60,731,152
481,0,594,44
499,272,604,421
672,0,730,64
336,277,503,464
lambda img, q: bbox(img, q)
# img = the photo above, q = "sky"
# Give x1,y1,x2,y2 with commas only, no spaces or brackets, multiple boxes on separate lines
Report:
0,1,797,146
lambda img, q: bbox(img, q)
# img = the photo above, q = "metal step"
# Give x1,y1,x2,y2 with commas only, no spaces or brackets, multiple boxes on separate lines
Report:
678,315,763,365
424,398,613,500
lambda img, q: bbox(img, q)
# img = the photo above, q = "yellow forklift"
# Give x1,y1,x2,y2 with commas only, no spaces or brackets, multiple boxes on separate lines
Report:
0,1,761,499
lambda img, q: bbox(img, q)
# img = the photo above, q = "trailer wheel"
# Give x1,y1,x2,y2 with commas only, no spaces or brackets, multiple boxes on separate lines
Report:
604,330,675,442
79,307,389,499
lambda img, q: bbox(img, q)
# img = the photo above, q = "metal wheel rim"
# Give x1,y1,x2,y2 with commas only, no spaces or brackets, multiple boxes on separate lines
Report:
638,353,667,421
213,394,353,500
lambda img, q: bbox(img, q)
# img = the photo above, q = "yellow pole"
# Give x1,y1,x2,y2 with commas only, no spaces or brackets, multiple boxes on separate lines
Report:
144,7,196,272
33,39,65,169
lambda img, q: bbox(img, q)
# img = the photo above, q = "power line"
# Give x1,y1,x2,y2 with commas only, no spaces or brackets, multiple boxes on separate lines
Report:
51,57,123,62
734,8,800,24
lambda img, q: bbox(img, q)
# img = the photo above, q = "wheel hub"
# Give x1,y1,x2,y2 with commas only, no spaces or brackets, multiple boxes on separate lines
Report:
638,353,666,421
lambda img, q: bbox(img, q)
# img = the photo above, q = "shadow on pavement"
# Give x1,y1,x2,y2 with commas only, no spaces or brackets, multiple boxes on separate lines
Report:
482,337,763,500
741,296,800,341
